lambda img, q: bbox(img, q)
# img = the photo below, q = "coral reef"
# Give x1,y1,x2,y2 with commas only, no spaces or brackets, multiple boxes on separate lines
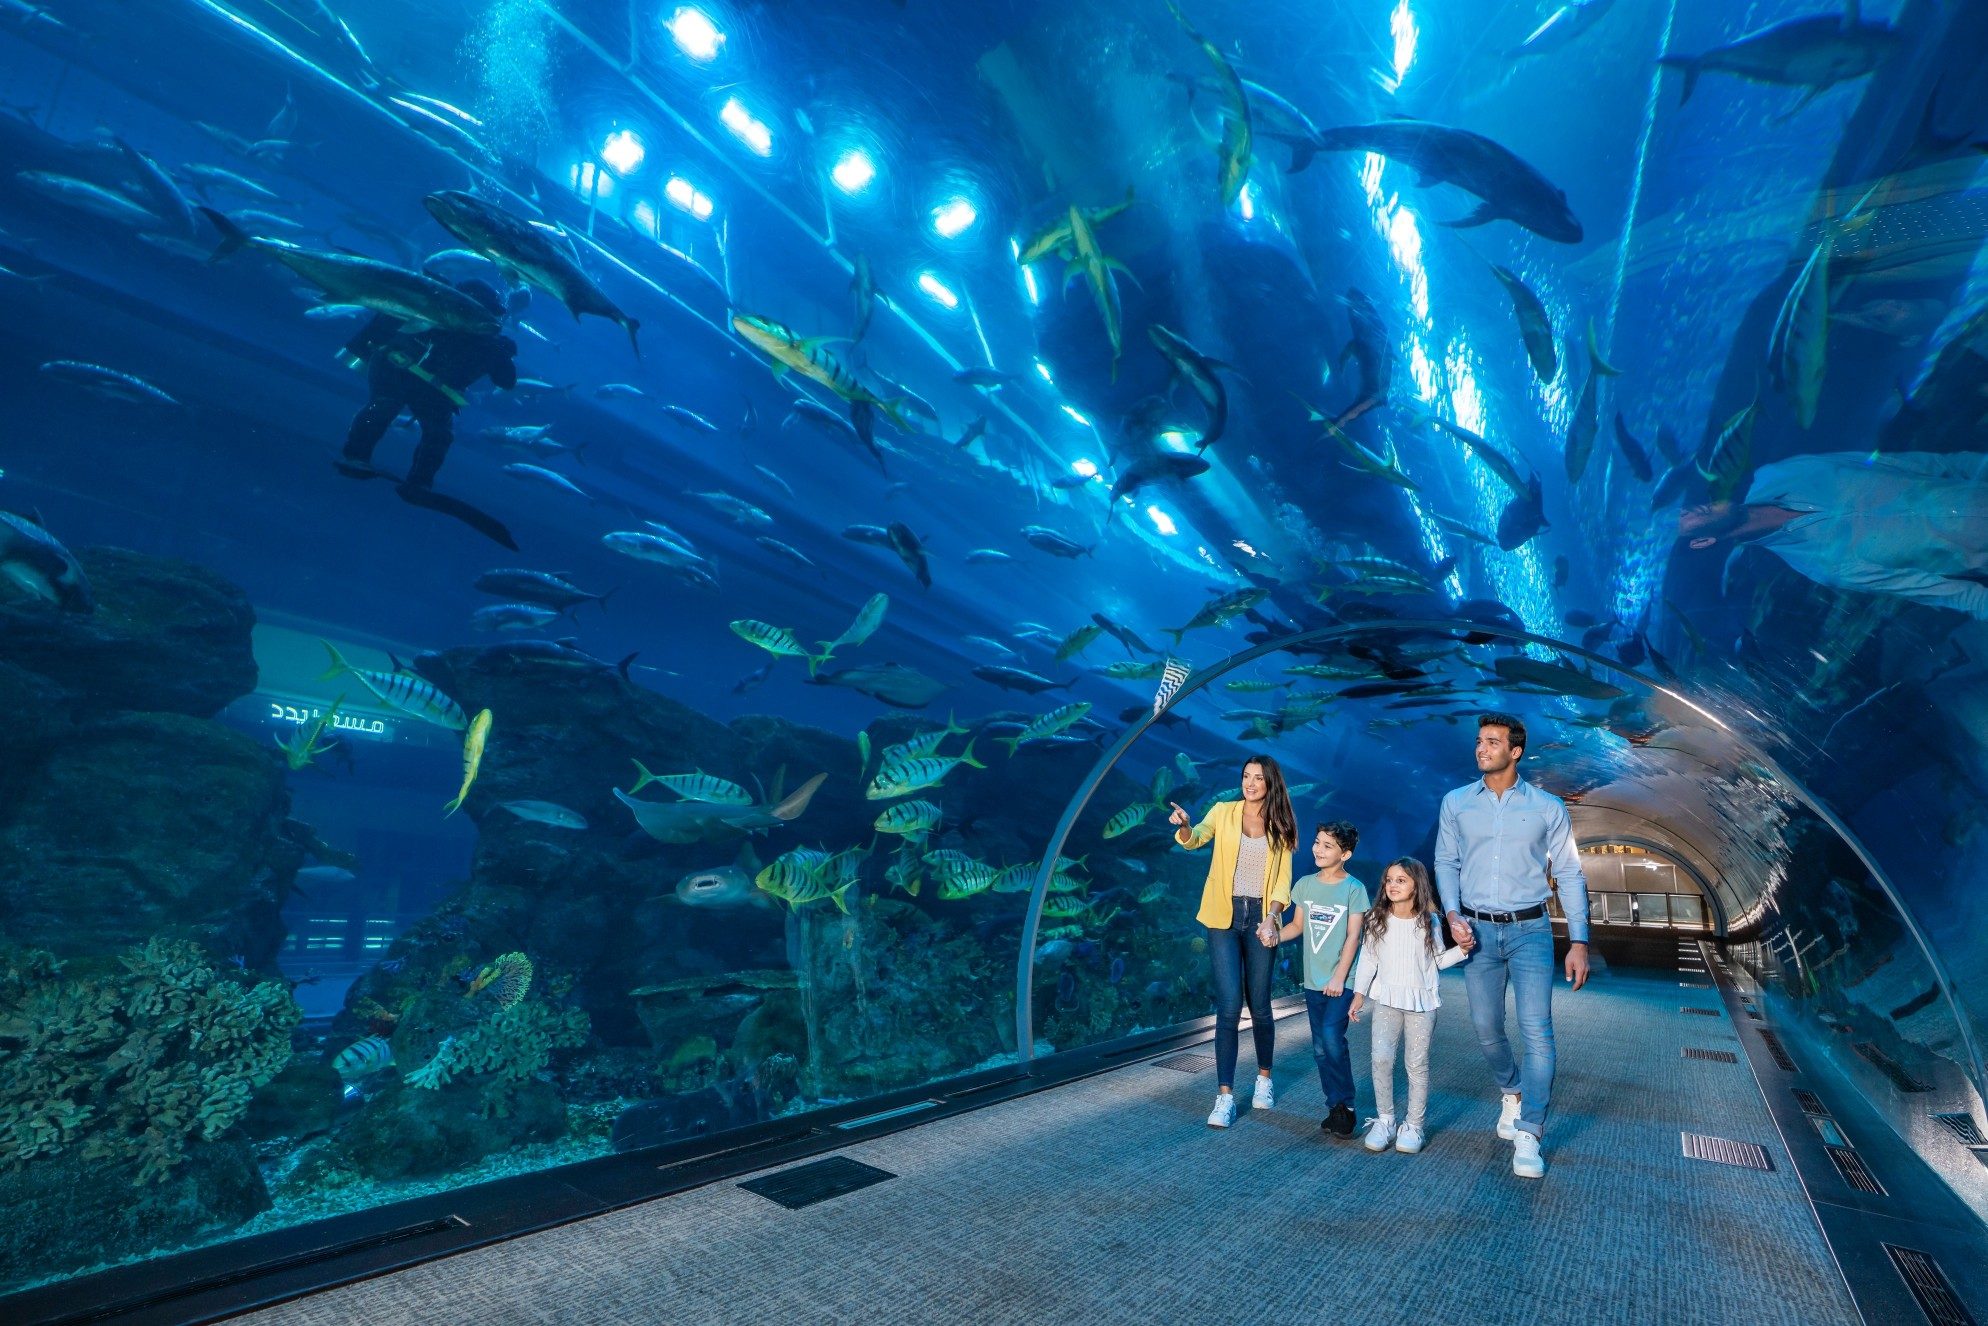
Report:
0,939,298,1289
0,939,299,1182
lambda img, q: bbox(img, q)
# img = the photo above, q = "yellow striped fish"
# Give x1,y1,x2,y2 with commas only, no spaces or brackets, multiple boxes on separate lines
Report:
321,640,467,731
444,708,492,816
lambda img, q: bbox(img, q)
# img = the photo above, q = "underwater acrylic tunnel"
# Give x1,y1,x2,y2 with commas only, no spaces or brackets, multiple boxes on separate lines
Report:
5,0,1988,1321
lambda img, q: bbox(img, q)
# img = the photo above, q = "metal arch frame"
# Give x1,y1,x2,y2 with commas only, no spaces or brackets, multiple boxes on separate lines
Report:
1010,619,1987,1099
1571,829,1731,933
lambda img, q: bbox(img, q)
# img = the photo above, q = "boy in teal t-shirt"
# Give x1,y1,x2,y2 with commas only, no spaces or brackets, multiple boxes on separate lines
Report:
1273,821,1370,1137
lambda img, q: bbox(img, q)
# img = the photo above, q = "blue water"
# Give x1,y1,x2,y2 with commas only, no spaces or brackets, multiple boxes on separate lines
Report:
2,0,1986,1295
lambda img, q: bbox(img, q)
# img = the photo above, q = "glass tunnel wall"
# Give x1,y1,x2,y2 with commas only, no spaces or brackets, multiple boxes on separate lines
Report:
6,0,1988,1299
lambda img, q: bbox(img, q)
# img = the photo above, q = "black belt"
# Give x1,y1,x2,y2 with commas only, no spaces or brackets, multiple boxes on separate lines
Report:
1463,903,1546,924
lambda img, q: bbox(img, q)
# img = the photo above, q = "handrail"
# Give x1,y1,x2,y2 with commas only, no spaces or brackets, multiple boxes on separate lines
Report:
1011,619,1986,1101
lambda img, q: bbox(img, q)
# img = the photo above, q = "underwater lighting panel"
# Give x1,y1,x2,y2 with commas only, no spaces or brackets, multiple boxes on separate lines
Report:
831,149,876,195
1011,237,1041,304
931,196,978,238
1033,359,1054,383
917,271,959,309
1061,404,1092,427
720,98,773,157
1147,506,1178,536
600,129,645,175
1237,182,1256,221
1071,458,1098,477
664,175,714,221
667,6,724,61
569,160,616,199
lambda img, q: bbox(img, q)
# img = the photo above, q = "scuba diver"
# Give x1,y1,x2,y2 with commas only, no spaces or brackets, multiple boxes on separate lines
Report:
334,277,519,548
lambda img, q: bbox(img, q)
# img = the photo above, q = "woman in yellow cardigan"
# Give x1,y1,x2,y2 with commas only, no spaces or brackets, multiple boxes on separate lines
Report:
1168,753,1299,1129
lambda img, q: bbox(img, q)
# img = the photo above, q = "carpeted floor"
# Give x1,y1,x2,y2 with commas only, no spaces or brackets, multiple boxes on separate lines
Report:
237,967,1857,1326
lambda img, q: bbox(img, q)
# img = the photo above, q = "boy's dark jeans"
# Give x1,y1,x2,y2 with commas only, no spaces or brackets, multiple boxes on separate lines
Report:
1305,986,1357,1111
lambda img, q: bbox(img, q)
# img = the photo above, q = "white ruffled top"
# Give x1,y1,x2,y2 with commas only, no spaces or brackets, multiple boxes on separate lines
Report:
1352,913,1442,1013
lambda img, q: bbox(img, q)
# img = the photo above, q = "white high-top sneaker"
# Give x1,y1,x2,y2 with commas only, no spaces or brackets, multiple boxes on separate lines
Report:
1251,1074,1275,1110
1513,1130,1546,1178
1363,1113,1397,1152
1496,1092,1522,1140
1207,1092,1238,1129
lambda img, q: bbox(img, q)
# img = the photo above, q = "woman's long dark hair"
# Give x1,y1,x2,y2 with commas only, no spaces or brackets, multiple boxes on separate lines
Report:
1239,754,1298,853
1364,857,1439,956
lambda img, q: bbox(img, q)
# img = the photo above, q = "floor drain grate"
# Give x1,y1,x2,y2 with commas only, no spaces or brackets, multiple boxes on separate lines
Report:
1153,1052,1218,1073
1682,1133,1773,1170
739,1156,895,1210
1825,1144,1886,1195
1683,1047,1738,1063
1932,1113,1988,1147
1792,1088,1829,1116
1681,1006,1722,1017
1855,1042,1932,1093
1885,1244,1978,1326
1757,1029,1797,1071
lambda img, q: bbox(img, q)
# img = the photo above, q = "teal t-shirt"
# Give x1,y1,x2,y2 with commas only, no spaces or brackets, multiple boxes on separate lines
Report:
1288,872,1370,991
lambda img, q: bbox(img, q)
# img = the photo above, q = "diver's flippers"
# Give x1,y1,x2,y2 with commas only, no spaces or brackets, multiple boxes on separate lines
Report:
332,457,395,481
396,483,518,550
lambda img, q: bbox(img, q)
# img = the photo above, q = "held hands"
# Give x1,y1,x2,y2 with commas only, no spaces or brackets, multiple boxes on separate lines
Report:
1447,912,1476,951
1347,994,1365,1023
1255,919,1279,948
1565,942,1591,991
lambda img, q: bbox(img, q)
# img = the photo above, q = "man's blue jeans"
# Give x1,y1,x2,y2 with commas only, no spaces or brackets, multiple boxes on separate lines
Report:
1462,915,1556,1138
1304,986,1356,1111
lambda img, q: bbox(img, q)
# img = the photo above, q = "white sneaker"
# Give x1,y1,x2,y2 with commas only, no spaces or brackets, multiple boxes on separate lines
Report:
1207,1092,1237,1129
1395,1123,1425,1154
1363,1114,1397,1152
1513,1130,1546,1178
1251,1075,1275,1110
1496,1092,1522,1140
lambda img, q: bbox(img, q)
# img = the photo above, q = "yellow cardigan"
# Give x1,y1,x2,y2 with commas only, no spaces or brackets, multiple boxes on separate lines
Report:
1175,799,1294,929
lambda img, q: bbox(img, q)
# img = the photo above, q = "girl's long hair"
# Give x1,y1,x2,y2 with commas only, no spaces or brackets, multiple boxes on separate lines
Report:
1364,857,1439,956
1240,754,1298,853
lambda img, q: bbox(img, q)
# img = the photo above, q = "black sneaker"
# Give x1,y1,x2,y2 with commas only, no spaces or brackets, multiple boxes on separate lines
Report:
1322,1104,1356,1138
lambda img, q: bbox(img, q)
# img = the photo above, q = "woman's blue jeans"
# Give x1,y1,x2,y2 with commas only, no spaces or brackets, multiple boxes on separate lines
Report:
1208,898,1275,1089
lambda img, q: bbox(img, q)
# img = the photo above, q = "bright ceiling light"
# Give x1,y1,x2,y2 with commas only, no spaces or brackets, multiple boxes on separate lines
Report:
667,7,724,61
720,97,772,157
600,129,645,175
931,196,978,238
1061,404,1092,427
917,271,959,309
831,149,876,195
1033,359,1054,383
664,175,714,221
569,160,615,199
1236,182,1255,220
1071,458,1098,477
1147,506,1178,536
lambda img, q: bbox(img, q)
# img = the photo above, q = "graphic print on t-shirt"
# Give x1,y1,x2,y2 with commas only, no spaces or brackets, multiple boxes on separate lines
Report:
1305,902,1348,956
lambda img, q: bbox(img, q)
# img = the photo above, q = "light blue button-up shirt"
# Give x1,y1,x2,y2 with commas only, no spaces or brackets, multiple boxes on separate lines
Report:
1434,775,1590,943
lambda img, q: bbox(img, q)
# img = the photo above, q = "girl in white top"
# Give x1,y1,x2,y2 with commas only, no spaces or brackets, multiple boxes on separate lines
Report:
1349,857,1456,1155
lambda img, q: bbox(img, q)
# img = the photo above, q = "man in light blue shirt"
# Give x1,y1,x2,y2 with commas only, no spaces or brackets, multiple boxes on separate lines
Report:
1435,712,1590,1179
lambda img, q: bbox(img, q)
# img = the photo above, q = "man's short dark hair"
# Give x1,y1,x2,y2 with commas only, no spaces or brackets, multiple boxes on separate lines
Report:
1479,712,1527,755
1314,820,1359,854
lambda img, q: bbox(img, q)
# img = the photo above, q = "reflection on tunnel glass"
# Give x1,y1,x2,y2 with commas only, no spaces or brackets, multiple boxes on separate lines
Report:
1,0,1986,1300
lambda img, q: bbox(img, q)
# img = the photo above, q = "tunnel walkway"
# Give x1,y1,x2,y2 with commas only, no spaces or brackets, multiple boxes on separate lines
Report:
236,963,1857,1326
